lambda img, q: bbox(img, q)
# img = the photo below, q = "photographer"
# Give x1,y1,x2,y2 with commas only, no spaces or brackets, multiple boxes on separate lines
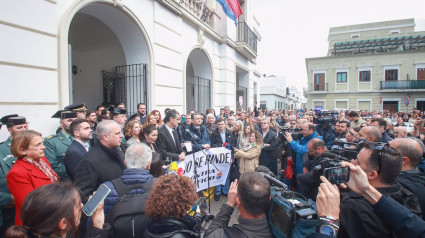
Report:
297,139,328,199
339,141,422,238
284,122,322,177
340,162,425,238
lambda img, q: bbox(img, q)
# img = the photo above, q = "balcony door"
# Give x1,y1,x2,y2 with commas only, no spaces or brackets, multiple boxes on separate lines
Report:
418,68,425,80
314,73,325,91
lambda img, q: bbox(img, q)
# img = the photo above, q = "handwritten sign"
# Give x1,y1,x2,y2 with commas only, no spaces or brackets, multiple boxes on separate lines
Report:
178,147,231,192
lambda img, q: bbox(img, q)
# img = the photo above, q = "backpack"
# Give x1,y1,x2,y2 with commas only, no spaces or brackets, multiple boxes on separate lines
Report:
106,178,155,238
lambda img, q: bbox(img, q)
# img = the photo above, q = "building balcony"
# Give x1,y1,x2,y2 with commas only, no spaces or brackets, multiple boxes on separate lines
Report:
380,80,425,90
235,22,258,60
309,83,328,93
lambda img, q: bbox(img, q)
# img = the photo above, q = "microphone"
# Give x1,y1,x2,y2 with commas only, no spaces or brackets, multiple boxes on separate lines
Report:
255,166,288,190
223,142,234,150
185,129,199,140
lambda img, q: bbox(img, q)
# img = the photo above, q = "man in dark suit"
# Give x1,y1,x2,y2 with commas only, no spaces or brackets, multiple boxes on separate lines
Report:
210,117,234,200
156,109,186,162
64,119,93,181
259,118,278,175
74,120,126,202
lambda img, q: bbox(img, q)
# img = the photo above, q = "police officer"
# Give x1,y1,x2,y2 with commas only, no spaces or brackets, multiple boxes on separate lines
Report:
0,115,28,235
44,111,77,179
65,102,88,119
108,106,127,155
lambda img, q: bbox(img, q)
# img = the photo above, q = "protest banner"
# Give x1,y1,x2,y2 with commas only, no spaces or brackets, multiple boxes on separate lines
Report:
177,147,231,192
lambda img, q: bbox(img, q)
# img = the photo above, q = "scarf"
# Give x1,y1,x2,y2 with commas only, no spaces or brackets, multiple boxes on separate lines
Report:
23,157,59,183
243,142,256,152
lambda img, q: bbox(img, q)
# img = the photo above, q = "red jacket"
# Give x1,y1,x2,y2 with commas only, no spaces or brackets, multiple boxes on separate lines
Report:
6,157,53,225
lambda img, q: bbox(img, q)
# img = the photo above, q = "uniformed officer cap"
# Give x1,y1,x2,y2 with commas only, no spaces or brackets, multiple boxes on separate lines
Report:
65,102,87,112
52,110,66,118
7,116,27,126
0,114,19,126
108,106,127,115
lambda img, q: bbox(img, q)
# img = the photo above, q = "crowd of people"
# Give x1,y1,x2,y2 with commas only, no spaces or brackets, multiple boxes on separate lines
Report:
0,102,425,238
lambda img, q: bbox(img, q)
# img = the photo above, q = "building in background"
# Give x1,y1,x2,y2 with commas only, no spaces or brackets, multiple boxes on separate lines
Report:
260,75,304,110
0,0,261,140
306,18,425,112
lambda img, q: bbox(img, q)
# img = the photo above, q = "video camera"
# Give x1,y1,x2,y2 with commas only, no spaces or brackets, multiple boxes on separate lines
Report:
313,111,338,125
330,140,365,160
279,127,303,142
256,166,319,237
311,152,350,183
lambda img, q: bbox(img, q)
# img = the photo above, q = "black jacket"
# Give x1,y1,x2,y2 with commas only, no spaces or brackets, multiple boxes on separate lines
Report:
64,140,88,181
210,128,233,148
145,213,202,238
397,169,425,218
339,183,422,238
259,130,278,175
74,142,126,201
156,125,184,162
204,203,273,238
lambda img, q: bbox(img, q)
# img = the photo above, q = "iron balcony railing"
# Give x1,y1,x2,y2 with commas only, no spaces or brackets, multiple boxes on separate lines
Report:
310,83,328,92
380,80,425,90
237,22,257,53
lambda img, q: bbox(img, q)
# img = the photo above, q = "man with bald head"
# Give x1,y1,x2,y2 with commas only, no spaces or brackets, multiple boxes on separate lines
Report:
393,126,408,138
359,126,382,142
391,138,425,218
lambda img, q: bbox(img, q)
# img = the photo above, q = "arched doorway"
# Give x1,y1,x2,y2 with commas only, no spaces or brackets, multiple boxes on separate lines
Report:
67,2,150,115
186,48,212,114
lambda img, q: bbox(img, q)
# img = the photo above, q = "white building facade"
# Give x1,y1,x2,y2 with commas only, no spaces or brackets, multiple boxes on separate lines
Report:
260,76,304,110
0,0,262,140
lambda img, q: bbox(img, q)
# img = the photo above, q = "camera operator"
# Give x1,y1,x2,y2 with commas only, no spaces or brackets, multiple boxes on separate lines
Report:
335,121,349,140
284,122,322,178
297,139,328,199
315,122,336,149
204,172,274,238
338,141,422,238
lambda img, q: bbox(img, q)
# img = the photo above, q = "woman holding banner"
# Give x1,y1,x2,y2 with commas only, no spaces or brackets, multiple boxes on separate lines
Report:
234,131,263,173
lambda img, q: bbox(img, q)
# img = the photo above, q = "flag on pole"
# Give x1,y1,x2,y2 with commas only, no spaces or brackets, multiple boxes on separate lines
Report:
216,0,243,26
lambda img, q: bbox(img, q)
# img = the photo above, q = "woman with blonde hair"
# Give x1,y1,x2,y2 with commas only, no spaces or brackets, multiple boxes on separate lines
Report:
124,120,142,146
234,131,263,173
231,120,244,149
143,113,158,129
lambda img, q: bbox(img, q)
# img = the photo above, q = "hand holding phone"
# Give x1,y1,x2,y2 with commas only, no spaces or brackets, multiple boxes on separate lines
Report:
82,184,110,216
323,166,350,185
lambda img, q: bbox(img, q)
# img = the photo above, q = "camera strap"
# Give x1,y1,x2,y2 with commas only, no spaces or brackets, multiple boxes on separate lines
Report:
223,225,248,238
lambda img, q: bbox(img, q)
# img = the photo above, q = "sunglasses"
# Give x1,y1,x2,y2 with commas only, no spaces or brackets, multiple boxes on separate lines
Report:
373,143,399,175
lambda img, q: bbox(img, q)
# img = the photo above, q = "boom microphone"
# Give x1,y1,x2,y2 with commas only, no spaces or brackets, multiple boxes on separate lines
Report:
185,129,199,140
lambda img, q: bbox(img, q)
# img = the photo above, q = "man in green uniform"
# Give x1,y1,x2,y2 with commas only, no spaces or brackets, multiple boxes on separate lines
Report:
0,115,28,235
44,111,77,180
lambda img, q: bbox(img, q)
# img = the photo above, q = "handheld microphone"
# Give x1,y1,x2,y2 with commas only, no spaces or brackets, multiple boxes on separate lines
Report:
185,129,199,140
223,142,234,150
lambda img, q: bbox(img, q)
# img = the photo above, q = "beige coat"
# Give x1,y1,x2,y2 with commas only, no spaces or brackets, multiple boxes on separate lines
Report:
234,144,262,174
